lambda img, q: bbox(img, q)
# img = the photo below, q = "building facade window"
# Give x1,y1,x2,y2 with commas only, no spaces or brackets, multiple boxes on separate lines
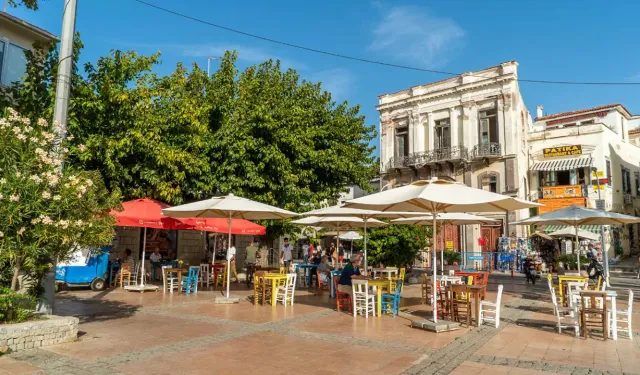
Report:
634,172,639,196
0,41,28,87
622,167,631,194
478,172,499,193
394,126,409,159
434,118,450,149
478,109,498,145
605,159,612,186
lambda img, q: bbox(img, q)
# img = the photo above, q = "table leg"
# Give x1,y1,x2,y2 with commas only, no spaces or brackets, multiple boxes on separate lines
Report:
271,281,277,306
178,272,182,293
611,296,617,340
475,292,481,327
377,288,382,317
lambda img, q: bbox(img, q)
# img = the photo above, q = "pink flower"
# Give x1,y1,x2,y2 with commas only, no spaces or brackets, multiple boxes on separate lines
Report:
42,191,51,199
37,118,49,127
78,144,87,152
17,227,26,235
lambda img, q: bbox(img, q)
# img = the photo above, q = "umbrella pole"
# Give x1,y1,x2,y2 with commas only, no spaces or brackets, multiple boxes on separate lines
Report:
575,226,580,273
440,223,445,276
226,212,232,298
364,219,368,275
140,227,147,287
336,227,340,267
432,213,437,323
211,234,217,264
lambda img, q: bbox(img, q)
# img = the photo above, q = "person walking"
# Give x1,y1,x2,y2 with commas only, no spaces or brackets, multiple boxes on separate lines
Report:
280,237,293,268
338,242,345,267
302,241,310,264
227,240,238,282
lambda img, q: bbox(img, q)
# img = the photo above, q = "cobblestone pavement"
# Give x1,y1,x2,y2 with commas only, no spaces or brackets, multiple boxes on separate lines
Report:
0,274,638,375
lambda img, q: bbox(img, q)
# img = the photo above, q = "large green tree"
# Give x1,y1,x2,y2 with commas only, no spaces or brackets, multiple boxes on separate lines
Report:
362,224,431,268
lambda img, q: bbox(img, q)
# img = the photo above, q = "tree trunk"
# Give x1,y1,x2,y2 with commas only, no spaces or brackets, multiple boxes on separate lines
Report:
11,259,22,291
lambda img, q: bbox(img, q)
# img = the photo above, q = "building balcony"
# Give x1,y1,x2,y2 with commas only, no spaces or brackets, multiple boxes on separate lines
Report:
383,145,469,172
472,142,501,159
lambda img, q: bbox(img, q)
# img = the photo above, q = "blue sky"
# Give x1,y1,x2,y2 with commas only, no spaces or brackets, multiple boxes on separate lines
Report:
10,0,640,157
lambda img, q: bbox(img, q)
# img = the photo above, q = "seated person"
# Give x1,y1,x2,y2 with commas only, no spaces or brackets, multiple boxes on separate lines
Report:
316,256,331,284
123,248,134,264
338,254,365,296
149,247,162,280
311,253,322,265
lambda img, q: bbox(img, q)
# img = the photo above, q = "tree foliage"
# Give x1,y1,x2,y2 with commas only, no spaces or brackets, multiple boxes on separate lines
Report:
361,224,430,268
0,108,119,291
1,39,377,237
6,0,39,10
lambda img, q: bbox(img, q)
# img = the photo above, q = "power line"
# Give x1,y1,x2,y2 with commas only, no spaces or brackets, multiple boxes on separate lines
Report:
133,0,640,86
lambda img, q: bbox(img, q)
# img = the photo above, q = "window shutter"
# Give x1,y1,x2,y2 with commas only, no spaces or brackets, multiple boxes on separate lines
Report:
506,159,516,192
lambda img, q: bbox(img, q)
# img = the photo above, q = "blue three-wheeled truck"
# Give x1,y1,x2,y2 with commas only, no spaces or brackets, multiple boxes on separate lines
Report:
55,246,111,292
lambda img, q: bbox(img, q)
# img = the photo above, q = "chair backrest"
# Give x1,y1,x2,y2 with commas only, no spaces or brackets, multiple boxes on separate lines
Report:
398,267,406,280
188,266,199,279
393,279,403,296
285,273,297,289
600,282,606,291
121,263,132,272
279,267,287,274
352,279,369,296
627,289,634,314
580,291,607,312
199,264,209,275
550,287,560,316
496,284,504,305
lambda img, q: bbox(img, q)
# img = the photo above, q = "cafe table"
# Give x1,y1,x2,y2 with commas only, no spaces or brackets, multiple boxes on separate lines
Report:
263,273,288,306
372,268,398,280
367,279,393,317
557,275,588,306
295,264,318,287
579,289,618,340
466,285,486,327
162,267,188,292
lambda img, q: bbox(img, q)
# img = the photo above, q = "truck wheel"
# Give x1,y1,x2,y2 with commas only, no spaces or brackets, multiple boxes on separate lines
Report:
91,278,105,291
55,283,61,293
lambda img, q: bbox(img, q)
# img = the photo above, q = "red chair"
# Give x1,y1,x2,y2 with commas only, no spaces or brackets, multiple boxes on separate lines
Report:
317,269,330,295
334,275,352,313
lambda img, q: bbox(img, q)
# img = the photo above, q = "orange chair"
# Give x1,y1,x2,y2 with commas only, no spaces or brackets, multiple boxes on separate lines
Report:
316,270,330,295
334,275,352,313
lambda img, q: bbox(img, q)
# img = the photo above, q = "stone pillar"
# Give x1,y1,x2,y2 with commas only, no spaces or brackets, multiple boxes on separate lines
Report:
449,107,459,147
426,112,434,151
496,98,506,156
462,102,476,150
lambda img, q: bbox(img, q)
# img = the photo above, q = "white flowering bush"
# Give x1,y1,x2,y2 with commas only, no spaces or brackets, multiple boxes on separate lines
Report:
0,108,119,291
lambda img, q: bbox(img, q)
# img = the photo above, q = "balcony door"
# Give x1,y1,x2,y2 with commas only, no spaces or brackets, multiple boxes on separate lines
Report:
479,109,498,145
395,126,409,161
434,119,450,149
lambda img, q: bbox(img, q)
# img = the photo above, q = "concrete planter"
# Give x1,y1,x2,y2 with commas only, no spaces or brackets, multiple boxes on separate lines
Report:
0,315,78,352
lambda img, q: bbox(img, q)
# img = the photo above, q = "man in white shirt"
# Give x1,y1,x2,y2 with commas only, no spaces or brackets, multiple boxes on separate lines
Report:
302,241,310,264
150,247,163,280
227,240,238,282
280,237,293,267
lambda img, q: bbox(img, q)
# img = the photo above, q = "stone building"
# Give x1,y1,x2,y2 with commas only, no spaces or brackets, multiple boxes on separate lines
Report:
378,61,532,253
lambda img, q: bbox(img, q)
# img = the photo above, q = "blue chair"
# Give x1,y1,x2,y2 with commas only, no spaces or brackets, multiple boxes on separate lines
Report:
181,266,200,295
381,279,403,316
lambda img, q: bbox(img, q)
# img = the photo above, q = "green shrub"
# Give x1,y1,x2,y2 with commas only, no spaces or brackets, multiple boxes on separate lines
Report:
0,287,36,323
443,250,460,265
557,254,589,270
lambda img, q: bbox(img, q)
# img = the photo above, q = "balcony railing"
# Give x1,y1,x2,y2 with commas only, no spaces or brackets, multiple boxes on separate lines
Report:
383,146,469,171
472,142,501,158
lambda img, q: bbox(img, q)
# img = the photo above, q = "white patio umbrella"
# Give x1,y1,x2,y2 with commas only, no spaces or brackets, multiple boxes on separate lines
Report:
339,231,363,259
162,194,297,300
345,178,541,322
291,216,386,267
513,205,640,274
392,213,499,275
549,227,600,241
300,205,421,273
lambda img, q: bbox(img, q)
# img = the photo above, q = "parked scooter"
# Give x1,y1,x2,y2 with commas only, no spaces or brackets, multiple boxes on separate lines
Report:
523,257,537,285
586,252,604,282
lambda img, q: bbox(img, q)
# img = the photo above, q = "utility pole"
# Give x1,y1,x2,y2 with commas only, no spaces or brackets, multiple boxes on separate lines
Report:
38,0,77,315
207,56,218,76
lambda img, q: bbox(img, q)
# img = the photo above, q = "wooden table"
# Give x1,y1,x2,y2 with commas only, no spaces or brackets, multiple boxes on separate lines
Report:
162,268,187,292
579,290,618,340
262,273,287,306
466,285,485,327
372,268,398,280
367,279,393,317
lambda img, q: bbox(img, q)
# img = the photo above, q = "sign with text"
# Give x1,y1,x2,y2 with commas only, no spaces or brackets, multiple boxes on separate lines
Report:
591,170,604,177
543,145,582,158
538,197,586,214
446,241,454,250
541,185,582,199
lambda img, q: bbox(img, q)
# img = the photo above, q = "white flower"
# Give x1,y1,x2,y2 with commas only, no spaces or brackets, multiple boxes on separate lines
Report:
0,232,3,238
15,171,21,178
0,194,3,200
0,118,8,128
17,134,27,141
9,194,19,202
29,175,42,183
21,117,30,125
58,220,69,229
0,178,6,184
31,218,41,225
85,179,93,187
66,135,74,141
41,216,53,225
78,144,87,152
38,118,49,127
75,220,84,227
78,185,87,194
30,137,39,143
17,227,25,235
12,126,21,134
48,175,59,186
42,191,51,199
24,126,33,133
53,195,61,201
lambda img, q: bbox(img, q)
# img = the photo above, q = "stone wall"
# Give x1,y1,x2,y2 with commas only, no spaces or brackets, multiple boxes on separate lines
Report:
110,227,140,260
177,230,206,266
0,316,78,352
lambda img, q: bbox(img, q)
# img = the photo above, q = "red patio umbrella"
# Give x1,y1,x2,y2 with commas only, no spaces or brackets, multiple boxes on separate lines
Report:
111,198,190,288
178,218,266,235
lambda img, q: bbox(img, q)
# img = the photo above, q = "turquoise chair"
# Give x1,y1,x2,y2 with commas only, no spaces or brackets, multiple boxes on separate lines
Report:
181,266,200,295
381,279,403,316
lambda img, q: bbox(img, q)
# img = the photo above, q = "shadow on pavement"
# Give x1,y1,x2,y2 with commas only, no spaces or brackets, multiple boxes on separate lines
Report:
55,289,139,324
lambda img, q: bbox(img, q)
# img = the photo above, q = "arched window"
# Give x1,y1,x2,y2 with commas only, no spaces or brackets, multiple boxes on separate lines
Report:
477,171,500,193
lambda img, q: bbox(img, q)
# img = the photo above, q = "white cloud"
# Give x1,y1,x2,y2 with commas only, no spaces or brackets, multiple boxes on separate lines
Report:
369,6,464,67
308,68,354,101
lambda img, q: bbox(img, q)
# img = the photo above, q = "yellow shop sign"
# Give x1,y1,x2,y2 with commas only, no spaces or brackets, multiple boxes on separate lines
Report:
543,145,582,158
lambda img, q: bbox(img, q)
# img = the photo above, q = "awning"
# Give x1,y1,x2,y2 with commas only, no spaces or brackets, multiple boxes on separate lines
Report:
531,157,592,171
543,224,601,235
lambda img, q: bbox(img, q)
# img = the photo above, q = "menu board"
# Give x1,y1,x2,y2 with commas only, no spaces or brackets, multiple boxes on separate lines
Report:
538,197,586,214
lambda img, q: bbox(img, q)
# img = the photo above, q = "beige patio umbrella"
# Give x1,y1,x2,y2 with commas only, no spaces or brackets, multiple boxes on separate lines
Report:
392,213,499,275
300,205,422,273
345,178,541,322
291,216,386,267
513,205,640,275
163,194,297,301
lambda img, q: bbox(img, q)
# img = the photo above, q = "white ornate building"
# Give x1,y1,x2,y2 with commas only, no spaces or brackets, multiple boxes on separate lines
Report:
378,61,532,252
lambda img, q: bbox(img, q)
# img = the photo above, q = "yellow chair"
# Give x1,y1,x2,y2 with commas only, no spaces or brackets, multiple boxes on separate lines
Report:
279,267,287,275
117,264,132,288
253,271,269,305
215,263,228,288
390,267,406,293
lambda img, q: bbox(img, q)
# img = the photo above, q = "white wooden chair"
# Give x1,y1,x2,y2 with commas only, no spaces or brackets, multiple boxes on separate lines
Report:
129,262,140,286
276,273,297,306
162,265,178,293
198,264,210,288
567,281,588,309
609,289,633,339
352,280,375,318
479,284,503,328
550,285,579,336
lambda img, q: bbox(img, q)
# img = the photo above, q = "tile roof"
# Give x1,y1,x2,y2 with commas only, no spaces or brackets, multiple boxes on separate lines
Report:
0,12,59,42
629,128,640,135
536,104,631,121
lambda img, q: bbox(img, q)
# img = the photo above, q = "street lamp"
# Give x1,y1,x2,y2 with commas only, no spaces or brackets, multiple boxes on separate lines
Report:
207,56,219,76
